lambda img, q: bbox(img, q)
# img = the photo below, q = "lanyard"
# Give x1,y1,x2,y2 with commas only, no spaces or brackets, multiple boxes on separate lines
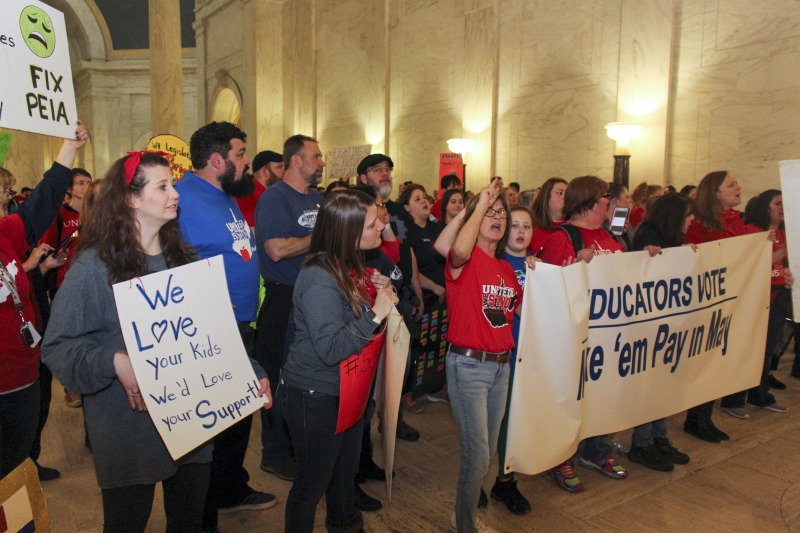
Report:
0,259,27,326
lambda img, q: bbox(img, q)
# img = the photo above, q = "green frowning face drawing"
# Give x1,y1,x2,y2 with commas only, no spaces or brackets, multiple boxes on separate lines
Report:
19,5,55,58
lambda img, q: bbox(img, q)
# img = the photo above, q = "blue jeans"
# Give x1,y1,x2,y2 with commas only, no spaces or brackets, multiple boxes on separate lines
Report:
281,384,363,533
632,418,667,447
447,351,509,533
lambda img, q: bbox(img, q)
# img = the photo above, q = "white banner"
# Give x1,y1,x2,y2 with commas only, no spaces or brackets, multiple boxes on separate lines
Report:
113,256,262,459
506,233,772,475
0,0,78,138
779,160,800,317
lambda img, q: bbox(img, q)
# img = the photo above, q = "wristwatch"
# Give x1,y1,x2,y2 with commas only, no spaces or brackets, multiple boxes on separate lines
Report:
366,309,382,324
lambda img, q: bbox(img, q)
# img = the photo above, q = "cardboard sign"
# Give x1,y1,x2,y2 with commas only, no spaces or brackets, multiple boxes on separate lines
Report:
328,144,371,180
148,134,193,182
113,255,262,459
779,160,800,317
0,0,78,138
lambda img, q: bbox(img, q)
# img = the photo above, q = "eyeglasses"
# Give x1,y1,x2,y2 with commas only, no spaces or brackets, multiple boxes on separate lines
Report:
376,202,387,209
367,165,392,174
599,193,612,200
485,208,507,217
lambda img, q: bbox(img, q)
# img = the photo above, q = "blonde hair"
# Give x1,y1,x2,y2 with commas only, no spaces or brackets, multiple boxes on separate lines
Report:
0,167,16,218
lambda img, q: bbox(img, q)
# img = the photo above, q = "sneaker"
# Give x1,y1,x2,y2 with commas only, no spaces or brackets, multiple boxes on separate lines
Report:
402,393,425,414
683,419,721,443
449,511,497,532
748,401,788,413
426,387,449,404
218,490,277,514
396,419,420,441
577,455,628,480
768,374,787,390
627,444,673,472
478,487,488,508
721,407,750,419
490,479,531,515
653,437,690,465
260,458,296,481
354,483,382,512
34,462,61,481
547,461,585,493
357,459,392,483
65,392,82,408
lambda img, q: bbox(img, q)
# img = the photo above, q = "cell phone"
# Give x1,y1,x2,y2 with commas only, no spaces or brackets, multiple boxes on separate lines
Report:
610,207,629,236
48,229,79,257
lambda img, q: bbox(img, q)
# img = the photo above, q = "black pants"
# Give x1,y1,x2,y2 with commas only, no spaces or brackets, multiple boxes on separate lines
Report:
101,462,210,533
30,363,52,461
255,281,295,465
202,323,257,529
282,384,363,533
0,381,40,477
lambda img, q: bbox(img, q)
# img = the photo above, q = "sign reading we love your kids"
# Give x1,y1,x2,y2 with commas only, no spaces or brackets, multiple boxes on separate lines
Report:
113,256,263,459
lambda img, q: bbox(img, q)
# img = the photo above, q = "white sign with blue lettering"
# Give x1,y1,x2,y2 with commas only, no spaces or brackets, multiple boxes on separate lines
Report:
0,0,78,138
113,255,263,459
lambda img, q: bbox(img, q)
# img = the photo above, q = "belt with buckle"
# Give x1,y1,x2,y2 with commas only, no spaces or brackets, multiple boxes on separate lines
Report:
449,344,510,364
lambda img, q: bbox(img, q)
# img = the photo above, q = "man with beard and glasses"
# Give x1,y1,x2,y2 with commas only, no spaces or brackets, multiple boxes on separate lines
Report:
237,150,285,228
176,121,276,532
254,135,324,483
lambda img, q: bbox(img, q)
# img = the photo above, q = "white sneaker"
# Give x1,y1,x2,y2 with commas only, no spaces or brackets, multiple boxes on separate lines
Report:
449,511,497,532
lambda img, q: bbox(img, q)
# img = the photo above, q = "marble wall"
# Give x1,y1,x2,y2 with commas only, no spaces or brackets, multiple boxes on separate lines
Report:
9,0,799,200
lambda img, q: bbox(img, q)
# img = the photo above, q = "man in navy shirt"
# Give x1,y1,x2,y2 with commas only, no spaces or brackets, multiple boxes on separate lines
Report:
254,135,324,481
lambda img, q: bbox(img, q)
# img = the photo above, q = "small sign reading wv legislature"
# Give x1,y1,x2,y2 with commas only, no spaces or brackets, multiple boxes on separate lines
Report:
113,255,261,459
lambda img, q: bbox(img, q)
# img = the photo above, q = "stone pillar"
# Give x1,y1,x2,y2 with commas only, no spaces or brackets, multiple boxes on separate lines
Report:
149,0,184,138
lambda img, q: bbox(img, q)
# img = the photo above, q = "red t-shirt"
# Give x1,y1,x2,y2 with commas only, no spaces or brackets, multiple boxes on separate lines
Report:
445,246,521,352
431,198,443,221
40,204,80,288
539,225,624,265
529,220,566,256
1,215,39,392
235,179,267,228
629,205,646,228
380,239,400,264
771,228,787,290
684,209,760,244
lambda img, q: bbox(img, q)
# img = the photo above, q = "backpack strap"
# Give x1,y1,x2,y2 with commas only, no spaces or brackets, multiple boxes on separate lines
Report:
557,223,584,257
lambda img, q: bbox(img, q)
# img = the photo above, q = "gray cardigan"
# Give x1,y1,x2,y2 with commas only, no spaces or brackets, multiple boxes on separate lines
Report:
42,249,212,489
281,265,380,395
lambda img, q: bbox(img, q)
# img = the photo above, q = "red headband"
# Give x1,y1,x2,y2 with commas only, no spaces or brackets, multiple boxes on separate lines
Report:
124,150,169,185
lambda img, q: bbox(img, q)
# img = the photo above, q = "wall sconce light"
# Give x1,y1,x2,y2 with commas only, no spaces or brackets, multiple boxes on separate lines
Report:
446,138,476,155
605,122,641,188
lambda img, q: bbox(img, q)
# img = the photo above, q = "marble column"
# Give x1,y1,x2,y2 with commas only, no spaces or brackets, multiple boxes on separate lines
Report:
149,0,184,138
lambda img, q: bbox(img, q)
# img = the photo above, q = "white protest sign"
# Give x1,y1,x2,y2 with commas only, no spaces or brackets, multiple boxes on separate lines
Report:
0,0,78,138
113,255,262,459
328,144,371,180
506,233,771,475
779,160,800,317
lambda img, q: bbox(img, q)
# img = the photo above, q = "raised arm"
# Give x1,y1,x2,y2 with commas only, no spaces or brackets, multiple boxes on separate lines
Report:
450,178,501,272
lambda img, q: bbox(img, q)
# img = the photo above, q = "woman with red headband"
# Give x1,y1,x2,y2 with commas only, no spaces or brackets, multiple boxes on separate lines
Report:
43,151,270,532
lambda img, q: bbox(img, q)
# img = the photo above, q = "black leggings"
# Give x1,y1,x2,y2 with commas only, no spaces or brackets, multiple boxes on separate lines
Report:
101,462,210,533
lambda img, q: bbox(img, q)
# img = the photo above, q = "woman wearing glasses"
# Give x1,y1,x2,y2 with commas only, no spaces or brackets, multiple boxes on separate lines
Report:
441,178,522,532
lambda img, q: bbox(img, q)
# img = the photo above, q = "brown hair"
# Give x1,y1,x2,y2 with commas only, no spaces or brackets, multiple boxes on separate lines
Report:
531,177,567,231
76,153,197,283
564,175,608,220
0,167,15,218
692,170,729,232
303,189,375,317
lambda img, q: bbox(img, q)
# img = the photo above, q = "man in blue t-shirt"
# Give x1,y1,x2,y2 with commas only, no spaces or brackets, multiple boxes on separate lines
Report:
176,121,275,529
254,134,324,481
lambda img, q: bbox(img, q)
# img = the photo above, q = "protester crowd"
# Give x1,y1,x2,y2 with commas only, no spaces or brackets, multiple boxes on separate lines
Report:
0,121,795,533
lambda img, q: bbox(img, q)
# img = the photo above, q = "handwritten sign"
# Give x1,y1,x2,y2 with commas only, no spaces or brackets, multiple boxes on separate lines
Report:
779,160,800,317
113,255,262,459
148,134,192,182
0,0,78,138
328,144,371,180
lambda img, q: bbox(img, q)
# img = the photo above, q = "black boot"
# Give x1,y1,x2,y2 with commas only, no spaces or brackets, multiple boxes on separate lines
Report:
683,418,720,443
354,483,382,512
356,421,388,483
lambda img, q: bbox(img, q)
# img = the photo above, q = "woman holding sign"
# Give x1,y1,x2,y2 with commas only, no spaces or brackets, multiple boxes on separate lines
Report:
0,124,87,478
279,189,398,533
43,151,267,533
